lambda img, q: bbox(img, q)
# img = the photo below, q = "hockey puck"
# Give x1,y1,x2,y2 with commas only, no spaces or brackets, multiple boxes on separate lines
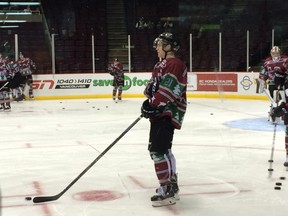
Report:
268,159,274,162
275,182,282,186
280,177,286,180
25,197,32,201
268,168,274,171
92,106,95,108
274,186,281,190
210,113,214,115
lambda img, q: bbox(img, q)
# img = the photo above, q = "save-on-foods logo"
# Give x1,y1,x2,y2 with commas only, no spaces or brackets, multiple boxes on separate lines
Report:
93,75,150,90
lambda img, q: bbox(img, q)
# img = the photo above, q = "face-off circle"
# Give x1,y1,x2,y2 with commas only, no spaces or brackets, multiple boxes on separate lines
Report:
72,190,124,202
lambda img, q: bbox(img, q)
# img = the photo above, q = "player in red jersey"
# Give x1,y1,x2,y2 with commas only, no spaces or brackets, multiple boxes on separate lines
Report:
258,46,288,121
141,32,187,207
258,46,288,96
0,53,11,110
14,52,36,101
267,46,288,167
0,55,19,111
109,58,124,101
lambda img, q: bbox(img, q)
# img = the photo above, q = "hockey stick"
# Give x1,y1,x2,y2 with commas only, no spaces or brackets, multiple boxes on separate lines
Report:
264,88,277,108
26,115,143,203
0,82,9,91
267,87,281,178
268,121,277,178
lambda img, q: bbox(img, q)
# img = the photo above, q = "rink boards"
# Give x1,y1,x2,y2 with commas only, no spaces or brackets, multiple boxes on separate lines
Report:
31,72,267,101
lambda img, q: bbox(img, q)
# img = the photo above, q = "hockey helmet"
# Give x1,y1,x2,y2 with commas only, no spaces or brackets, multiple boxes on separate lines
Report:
270,46,281,61
153,32,180,52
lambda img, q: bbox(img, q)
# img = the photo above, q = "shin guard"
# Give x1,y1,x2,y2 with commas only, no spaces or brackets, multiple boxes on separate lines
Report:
151,153,171,185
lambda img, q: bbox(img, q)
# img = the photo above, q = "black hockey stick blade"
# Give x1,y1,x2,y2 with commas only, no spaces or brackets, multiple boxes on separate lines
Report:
28,115,143,204
33,196,56,203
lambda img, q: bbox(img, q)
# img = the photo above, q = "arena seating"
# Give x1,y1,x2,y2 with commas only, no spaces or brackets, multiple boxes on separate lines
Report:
1,0,287,73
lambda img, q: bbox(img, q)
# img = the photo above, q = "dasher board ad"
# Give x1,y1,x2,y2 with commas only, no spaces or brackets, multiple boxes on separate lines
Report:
32,72,259,99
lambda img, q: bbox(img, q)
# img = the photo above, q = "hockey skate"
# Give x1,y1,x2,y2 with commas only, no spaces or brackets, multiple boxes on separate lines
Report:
171,174,180,201
155,174,180,202
4,104,11,111
151,184,176,207
14,94,25,102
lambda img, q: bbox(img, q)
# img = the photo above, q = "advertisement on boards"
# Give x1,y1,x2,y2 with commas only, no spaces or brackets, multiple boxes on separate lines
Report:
32,72,261,100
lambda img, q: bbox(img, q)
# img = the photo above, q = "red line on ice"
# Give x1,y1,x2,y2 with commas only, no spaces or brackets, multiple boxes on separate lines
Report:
32,181,54,216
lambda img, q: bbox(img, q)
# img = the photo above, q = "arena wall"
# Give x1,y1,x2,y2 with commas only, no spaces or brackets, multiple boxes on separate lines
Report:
31,72,267,101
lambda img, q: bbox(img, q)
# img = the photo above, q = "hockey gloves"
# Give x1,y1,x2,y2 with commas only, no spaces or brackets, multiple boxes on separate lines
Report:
141,99,162,118
271,102,287,118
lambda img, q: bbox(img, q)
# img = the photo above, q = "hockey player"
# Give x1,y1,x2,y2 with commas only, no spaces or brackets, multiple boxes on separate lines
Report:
258,46,288,122
141,32,187,207
0,53,10,110
270,54,288,167
0,55,17,111
109,58,124,101
14,52,36,101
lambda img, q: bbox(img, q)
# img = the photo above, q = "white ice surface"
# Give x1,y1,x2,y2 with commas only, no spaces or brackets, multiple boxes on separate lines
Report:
1,98,288,216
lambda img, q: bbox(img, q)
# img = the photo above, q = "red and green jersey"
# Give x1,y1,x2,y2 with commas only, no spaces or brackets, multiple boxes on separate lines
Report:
144,57,187,129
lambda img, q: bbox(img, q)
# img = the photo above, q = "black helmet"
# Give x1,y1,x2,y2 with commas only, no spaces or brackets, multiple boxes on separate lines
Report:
153,32,180,52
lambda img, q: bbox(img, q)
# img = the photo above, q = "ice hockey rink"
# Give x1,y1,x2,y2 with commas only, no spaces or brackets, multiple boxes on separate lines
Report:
1,97,288,216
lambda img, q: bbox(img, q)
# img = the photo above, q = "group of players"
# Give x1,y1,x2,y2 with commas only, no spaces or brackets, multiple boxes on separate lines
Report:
257,46,288,166
1,40,287,206
0,52,36,111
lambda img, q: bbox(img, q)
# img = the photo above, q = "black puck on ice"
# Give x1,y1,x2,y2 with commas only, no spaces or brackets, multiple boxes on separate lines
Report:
268,159,274,162
280,177,286,180
274,186,281,190
268,168,274,171
25,197,32,201
275,182,282,186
